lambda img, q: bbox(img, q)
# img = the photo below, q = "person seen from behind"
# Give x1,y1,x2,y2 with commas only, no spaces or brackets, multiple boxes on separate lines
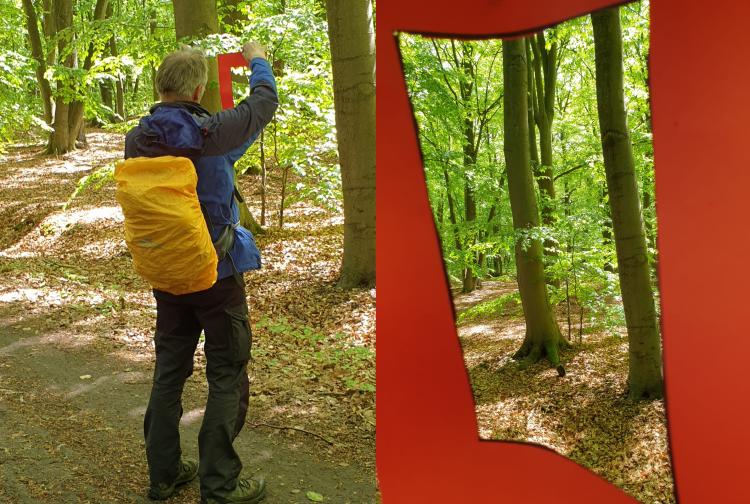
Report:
124,41,278,504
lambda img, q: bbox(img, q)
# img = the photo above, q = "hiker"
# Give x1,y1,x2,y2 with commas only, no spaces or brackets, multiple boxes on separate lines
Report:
123,42,278,503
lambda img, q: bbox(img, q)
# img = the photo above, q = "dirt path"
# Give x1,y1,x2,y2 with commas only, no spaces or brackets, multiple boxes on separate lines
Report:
453,280,674,504
0,133,377,503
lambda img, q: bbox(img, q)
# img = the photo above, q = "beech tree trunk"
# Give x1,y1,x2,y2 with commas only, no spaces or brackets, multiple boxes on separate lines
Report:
530,32,558,228
22,0,53,125
48,0,74,154
459,44,478,293
66,0,110,149
173,0,263,234
326,0,376,288
592,8,663,400
172,0,222,113
503,38,566,374
111,35,125,120
529,32,560,285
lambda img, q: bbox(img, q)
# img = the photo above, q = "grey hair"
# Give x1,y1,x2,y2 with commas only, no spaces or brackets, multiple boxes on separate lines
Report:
155,46,208,98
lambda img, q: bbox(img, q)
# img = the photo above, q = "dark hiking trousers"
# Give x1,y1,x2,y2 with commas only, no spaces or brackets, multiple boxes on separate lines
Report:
144,275,252,499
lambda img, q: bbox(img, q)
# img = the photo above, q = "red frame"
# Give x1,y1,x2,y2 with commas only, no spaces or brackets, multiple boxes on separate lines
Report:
377,0,750,502
217,52,248,110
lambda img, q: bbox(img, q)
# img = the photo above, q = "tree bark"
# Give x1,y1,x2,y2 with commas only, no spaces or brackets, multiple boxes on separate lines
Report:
442,167,462,253
22,0,54,125
530,32,557,226
111,35,125,120
460,44,478,293
525,38,539,170
326,0,376,289
66,0,110,149
592,7,663,399
48,0,74,154
173,0,222,113
503,38,566,374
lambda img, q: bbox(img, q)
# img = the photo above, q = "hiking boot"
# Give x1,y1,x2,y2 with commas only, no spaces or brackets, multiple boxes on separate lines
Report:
202,477,267,503
148,458,199,500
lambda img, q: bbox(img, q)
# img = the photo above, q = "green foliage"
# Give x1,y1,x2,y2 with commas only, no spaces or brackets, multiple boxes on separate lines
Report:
3,0,343,217
0,2,38,148
236,3,341,211
401,1,656,337
64,162,116,210
456,292,521,324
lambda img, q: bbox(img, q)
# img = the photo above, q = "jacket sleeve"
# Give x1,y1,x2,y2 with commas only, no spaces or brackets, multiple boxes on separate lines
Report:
201,57,279,158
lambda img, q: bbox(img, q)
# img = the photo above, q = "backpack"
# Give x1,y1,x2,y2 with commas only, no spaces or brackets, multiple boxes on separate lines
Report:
115,155,218,295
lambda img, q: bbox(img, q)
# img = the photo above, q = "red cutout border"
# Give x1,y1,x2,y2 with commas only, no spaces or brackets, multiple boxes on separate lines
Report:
217,52,247,110
377,0,750,502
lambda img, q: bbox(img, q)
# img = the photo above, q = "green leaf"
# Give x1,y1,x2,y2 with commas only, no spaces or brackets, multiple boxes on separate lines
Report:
306,491,324,502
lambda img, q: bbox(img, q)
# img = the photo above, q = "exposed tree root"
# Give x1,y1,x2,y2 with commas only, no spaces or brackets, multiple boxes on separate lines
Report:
512,333,568,376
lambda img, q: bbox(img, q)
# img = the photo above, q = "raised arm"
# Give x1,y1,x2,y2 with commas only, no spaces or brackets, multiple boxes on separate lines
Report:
202,42,279,158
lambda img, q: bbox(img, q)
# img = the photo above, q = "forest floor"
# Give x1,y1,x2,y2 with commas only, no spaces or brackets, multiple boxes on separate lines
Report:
453,280,674,504
0,131,377,503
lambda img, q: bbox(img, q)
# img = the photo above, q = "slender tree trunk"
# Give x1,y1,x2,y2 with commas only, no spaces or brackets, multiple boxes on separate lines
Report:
503,38,566,374
22,0,54,125
525,38,539,170
42,0,56,66
459,43,478,293
173,0,263,234
66,0,110,149
279,164,290,228
530,33,557,226
111,36,125,120
260,130,267,226
442,167,462,254
326,0,376,288
530,33,560,285
592,8,663,400
150,10,158,101
48,0,74,154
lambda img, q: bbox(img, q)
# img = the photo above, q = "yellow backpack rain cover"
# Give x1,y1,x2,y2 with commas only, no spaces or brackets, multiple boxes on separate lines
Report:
115,156,217,295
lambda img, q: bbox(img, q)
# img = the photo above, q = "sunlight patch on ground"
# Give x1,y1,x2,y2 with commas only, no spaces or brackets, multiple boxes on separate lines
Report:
49,206,124,227
50,161,94,175
80,238,127,259
454,281,673,502
0,287,61,305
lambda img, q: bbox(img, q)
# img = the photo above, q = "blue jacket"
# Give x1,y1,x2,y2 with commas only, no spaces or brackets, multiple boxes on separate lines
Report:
125,57,278,281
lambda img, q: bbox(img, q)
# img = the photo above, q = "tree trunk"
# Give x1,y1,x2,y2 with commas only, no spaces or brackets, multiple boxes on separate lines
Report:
503,38,566,374
525,38,539,170
442,167,462,253
111,35,125,120
326,0,376,289
173,0,263,233
150,10,158,102
42,0,56,66
530,33,559,284
459,43,478,293
173,0,222,113
48,0,74,154
66,0,110,149
592,7,663,400
22,0,54,125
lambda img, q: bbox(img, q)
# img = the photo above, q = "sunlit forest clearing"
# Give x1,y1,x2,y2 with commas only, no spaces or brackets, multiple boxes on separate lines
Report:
0,0,375,502
401,1,674,502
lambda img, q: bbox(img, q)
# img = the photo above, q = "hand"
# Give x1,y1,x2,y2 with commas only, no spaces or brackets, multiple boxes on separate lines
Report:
242,41,266,62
